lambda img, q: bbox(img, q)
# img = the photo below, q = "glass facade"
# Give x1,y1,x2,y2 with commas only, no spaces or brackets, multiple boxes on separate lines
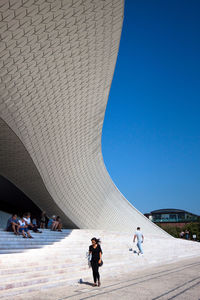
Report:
152,212,198,223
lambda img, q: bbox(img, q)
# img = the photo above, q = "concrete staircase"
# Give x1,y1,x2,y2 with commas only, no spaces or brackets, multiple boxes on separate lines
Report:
0,229,200,299
0,229,72,254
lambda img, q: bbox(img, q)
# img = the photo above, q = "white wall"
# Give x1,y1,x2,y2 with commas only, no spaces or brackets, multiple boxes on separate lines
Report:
0,0,167,236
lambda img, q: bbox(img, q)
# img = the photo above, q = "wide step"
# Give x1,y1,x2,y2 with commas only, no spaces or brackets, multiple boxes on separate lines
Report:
0,229,199,298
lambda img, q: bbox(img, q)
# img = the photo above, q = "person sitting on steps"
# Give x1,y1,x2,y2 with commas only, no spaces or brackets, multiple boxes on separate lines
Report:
18,214,33,239
47,215,63,231
47,215,54,229
56,216,63,232
6,214,20,235
48,215,62,231
50,215,57,231
24,212,42,233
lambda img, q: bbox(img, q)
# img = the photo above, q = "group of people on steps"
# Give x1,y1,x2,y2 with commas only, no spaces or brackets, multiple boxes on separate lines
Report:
6,211,63,238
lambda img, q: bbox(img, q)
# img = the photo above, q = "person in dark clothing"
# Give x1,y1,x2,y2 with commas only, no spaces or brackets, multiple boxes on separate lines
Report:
89,237,102,287
40,211,47,229
45,214,49,229
185,230,190,240
6,214,19,235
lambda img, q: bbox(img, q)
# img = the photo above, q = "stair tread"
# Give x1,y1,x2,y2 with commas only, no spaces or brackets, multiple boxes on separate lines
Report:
0,229,199,298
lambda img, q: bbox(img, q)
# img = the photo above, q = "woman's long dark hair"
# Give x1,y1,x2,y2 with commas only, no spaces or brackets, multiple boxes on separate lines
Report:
91,237,101,244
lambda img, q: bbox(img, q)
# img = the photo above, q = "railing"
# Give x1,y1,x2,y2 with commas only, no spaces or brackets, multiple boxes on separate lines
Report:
153,218,198,223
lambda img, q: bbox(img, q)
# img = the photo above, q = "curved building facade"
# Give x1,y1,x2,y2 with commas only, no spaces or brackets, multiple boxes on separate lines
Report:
0,0,167,235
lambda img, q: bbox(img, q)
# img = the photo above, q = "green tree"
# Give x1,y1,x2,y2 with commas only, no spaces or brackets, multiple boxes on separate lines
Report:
157,224,181,238
157,219,200,240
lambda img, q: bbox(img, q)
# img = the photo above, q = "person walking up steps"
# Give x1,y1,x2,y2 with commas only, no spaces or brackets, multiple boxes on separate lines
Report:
133,227,144,255
89,238,102,287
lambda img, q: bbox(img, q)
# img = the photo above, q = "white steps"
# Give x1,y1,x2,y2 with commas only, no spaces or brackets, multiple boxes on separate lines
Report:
0,229,71,253
0,229,199,298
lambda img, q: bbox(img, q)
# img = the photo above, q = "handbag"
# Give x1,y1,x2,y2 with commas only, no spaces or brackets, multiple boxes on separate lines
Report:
98,260,103,267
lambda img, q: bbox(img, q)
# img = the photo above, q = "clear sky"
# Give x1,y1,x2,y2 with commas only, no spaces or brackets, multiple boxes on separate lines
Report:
102,0,200,215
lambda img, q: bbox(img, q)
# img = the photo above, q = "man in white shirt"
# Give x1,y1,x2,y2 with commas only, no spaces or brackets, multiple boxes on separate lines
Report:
133,227,144,255
24,212,41,233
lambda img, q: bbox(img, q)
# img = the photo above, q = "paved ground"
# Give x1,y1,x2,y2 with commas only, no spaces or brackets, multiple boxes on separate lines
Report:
15,257,200,300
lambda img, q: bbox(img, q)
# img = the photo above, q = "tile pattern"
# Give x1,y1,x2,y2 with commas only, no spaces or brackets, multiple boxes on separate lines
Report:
0,0,166,234
0,118,77,228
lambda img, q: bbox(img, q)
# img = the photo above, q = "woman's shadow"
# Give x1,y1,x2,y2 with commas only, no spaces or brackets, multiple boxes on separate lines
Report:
79,280,94,286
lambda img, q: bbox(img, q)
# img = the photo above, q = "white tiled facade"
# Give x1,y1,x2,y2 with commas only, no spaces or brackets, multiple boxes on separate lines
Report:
0,0,166,235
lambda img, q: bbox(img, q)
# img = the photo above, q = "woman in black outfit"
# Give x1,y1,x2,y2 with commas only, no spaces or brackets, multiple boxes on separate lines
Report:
89,237,102,287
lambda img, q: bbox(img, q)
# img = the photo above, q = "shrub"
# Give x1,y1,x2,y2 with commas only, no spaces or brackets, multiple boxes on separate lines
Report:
157,218,200,240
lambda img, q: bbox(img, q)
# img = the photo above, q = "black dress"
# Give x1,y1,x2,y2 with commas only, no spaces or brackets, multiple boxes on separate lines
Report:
89,244,102,283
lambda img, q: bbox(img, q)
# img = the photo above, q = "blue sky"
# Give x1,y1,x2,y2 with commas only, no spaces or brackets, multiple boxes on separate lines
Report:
102,0,200,215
